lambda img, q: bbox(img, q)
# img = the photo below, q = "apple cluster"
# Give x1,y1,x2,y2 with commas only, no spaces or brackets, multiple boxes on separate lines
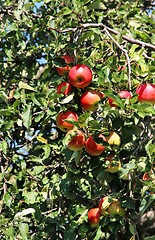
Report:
88,196,125,227
55,55,124,156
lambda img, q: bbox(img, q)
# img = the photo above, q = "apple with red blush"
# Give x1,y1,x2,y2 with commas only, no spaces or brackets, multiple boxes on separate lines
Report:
68,64,92,88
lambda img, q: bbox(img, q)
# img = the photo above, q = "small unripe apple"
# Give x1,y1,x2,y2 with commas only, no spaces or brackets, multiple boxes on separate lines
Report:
68,64,92,88
65,129,85,151
105,155,121,173
107,132,121,146
108,90,132,107
136,83,155,104
108,200,125,217
56,110,78,132
85,134,107,156
57,82,73,96
80,90,102,111
88,208,101,226
98,196,111,216
56,55,74,77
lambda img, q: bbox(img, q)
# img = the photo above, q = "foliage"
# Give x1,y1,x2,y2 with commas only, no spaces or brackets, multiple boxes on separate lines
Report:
0,0,155,239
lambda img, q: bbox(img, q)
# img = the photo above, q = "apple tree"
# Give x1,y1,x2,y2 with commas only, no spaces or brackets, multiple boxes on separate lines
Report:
0,0,155,239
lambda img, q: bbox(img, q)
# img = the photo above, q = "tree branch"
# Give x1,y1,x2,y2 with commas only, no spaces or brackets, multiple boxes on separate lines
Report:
50,23,155,51
104,27,131,90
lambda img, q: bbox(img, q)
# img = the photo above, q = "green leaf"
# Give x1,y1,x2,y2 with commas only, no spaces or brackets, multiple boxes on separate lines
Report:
19,81,35,91
21,104,32,129
18,222,29,240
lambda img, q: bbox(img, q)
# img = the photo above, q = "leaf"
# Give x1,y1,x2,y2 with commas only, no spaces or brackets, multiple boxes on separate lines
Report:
144,236,155,240
21,104,32,129
61,93,74,104
19,81,35,91
18,222,29,240
14,208,35,220
37,136,48,144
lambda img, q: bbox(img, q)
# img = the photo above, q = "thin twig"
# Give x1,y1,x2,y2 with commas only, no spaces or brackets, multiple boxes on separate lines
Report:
104,27,131,90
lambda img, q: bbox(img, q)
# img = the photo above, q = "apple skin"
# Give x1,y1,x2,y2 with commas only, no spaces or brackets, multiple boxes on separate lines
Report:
108,200,125,217
108,90,132,107
136,83,155,104
56,55,74,77
57,82,73,96
65,129,85,151
56,110,78,132
80,90,102,111
98,196,111,216
88,208,101,226
105,155,121,173
85,134,107,156
68,64,92,88
107,132,121,146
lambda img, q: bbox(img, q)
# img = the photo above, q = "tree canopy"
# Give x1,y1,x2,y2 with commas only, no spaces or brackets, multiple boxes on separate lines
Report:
0,0,155,239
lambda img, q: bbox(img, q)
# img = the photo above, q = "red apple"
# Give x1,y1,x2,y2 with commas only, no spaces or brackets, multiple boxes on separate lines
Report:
68,64,92,88
85,134,107,156
136,83,155,104
80,90,102,111
108,90,132,107
65,129,85,151
88,208,101,226
56,55,74,77
108,200,125,217
57,82,73,96
98,196,111,216
142,172,150,181
107,132,121,146
56,110,78,132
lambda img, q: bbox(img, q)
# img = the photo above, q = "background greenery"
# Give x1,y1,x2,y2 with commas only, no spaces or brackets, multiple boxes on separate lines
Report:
0,0,155,239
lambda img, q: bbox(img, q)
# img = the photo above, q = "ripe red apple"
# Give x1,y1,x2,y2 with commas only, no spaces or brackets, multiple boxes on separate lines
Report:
136,83,155,104
56,110,78,132
105,154,121,173
65,129,85,151
80,90,102,111
56,55,74,77
108,200,125,217
85,134,107,156
98,196,111,216
88,208,101,226
107,132,121,146
57,82,73,96
142,172,150,181
68,64,92,88
108,90,132,107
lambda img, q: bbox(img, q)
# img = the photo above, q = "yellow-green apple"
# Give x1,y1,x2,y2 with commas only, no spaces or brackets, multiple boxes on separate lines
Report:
56,55,74,77
68,64,92,88
108,90,132,107
56,110,78,132
88,207,101,226
107,132,121,146
80,90,102,111
98,196,111,216
57,82,73,96
136,83,155,104
105,154,121,173
85,134,107,156
108,199,125,217
65,129,85,151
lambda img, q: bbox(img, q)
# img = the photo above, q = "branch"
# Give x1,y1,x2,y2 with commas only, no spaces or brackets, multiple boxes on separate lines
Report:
104,27,131,90
51,23,155,51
